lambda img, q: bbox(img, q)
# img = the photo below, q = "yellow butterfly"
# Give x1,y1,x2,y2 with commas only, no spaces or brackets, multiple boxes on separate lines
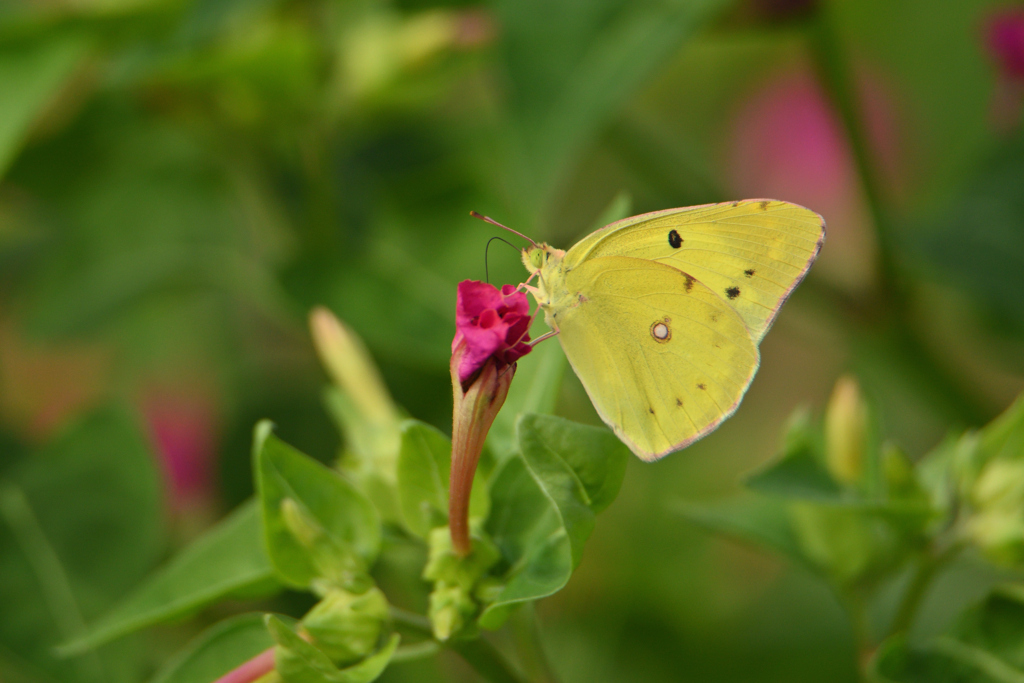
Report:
508,200,824,461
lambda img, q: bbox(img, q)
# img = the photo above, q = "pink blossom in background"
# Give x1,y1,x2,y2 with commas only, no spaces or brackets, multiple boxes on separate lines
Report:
144,390,218,510
987,8,1024,80
728,68,901,291
985,8,1024,132
452,280,532,385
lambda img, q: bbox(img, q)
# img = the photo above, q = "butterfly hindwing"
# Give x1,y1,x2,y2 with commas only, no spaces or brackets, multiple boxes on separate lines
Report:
552,255,760,460
563,200,824,343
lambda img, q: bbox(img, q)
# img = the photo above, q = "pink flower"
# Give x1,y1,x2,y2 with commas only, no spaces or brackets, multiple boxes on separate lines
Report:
727,68,901,290
448,280,531,556
987,9,1024,81
451,281,532,386
143,389,218,511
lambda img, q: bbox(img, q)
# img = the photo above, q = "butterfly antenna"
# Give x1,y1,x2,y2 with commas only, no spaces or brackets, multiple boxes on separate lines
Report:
484,235,520,284
470,211,538,249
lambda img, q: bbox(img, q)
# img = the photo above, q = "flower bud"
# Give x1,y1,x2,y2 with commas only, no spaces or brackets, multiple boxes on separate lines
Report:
883,443,914,490
428,584,477,642
423,526,500,589
973,458,1024,509
302,587,390,666
448,280,532,555
825,375,868,485
423,526,500,640
965,457,1024,566
310,307,399,428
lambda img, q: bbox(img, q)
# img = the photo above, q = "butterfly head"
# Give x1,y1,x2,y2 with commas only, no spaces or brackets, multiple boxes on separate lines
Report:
521,243,565,276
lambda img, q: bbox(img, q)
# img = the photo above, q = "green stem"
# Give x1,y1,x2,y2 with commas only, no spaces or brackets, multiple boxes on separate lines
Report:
449,639,529,683
390,641,440,663
888,545,962,638
510,604,560,683
836,590,873,676
0,484,105,682
807,8,898,295
389,607,528,683
805,8,988,425
389,606,434,636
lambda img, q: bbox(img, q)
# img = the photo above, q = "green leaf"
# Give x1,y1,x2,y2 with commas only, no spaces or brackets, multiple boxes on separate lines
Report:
149,613,274,683
487,339,567,465
254,422,381,590
977,394,1024,470
395,420,489,538
266,615,399,683
518,413,628,516
325,387,403,526
871,636,976,683
0,407,163,683
913,130,1024,335
672,496,811,571
480,414,628,628
495,0,731,207
745,435,844,503
941,589,1024,677
0,35,88,179
59,500,278,656
872,587,1024,683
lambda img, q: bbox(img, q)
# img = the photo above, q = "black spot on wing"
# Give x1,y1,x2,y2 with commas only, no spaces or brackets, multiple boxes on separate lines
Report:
649,407,655,414
697,383,706,390
726,286,740,300
668,229,683,249
759,200,770,210
683,274,694,292
744,269,755,278
675,398,683,407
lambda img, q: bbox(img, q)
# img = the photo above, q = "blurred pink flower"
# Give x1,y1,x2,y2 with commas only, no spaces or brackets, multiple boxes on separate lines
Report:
728,68,901,291
987,9,1024,80
452,280,532,386
144,390,217,510
985,8,1024,132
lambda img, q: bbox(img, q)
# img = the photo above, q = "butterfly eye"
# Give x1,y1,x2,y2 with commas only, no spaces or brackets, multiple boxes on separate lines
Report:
651,321,671,342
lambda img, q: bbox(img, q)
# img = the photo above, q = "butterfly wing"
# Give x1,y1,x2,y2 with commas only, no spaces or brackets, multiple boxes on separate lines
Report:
551,255,759,461
563,200,824,343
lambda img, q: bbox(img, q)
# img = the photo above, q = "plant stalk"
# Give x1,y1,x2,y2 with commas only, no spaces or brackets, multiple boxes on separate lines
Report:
806,7,988,425
889,545,962,638
213,648,275,683
390,607,527,683
510,604,560,683
449,355,514,555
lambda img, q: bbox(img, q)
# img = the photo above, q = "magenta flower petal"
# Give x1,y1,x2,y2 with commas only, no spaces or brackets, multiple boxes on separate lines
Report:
452,280,533,384
988,9,1024,80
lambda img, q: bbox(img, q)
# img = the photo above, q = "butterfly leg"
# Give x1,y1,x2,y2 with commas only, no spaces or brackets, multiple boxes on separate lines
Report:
528,329,560,347
517,270,538,293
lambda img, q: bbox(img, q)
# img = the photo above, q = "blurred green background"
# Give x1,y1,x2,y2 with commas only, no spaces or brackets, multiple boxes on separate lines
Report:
2,0,1024,681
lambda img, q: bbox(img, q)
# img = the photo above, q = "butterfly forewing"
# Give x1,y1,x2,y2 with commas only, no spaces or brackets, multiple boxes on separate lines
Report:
564,200,824,343
553,256,760,460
